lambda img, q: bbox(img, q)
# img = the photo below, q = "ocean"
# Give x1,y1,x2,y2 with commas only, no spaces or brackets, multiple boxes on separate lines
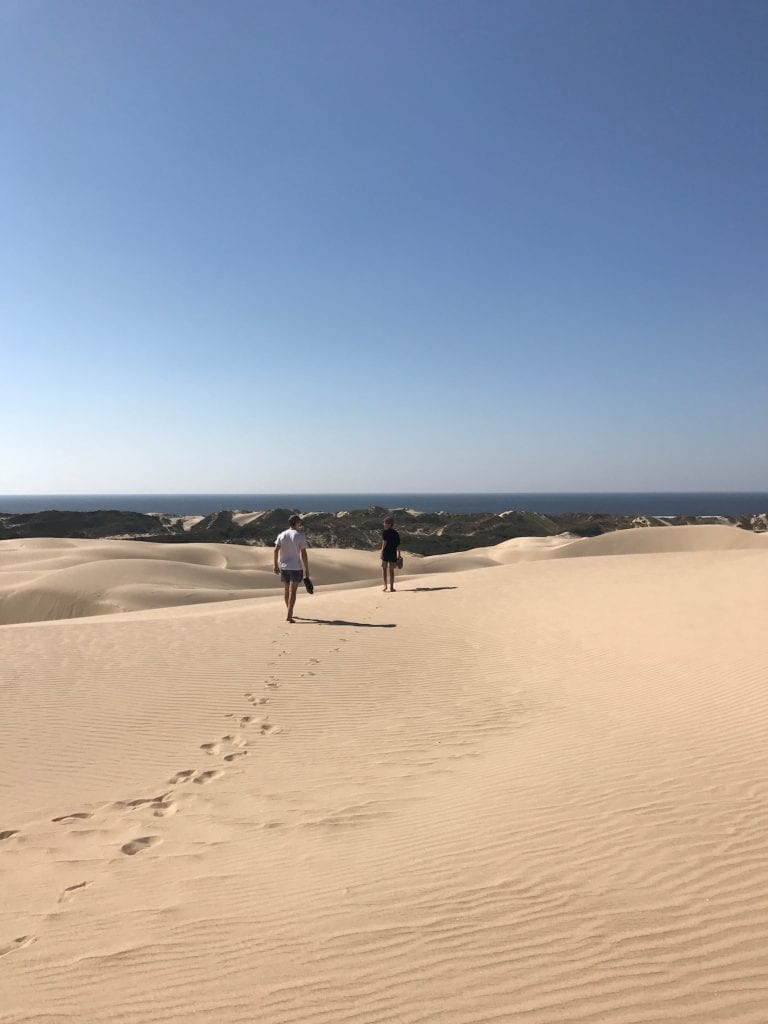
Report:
1,493,767,516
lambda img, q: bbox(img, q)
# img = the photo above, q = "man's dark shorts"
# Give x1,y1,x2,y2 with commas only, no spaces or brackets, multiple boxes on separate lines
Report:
280,569,304,584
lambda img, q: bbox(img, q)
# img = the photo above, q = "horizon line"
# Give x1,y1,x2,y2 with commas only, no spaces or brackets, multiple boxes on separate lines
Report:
2,490,767,498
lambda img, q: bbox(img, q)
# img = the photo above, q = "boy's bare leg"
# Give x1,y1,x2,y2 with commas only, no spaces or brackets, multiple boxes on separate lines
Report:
389,565,395,591
382,561,388,591
287,581,299,622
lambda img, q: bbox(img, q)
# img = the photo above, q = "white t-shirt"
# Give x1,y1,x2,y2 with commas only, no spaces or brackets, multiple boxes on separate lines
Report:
275,528,308,571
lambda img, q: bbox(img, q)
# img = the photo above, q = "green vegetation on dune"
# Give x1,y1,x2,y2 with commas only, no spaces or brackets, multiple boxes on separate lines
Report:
0,506,761,554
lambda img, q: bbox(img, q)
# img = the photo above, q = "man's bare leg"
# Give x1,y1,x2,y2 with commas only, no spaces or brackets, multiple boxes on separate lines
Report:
287,581,299,622
283,582,290,609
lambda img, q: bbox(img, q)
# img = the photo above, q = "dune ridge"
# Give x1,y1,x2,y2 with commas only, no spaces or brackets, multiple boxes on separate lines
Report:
2,525,768,1023
3,524,765,626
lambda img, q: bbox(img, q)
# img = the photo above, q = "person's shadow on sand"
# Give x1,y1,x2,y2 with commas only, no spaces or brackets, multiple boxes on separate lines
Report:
294,617,396,628
407,586,458,592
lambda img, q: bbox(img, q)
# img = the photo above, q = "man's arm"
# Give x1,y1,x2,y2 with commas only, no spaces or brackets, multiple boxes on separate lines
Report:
273,540,280,574
301,547,309,577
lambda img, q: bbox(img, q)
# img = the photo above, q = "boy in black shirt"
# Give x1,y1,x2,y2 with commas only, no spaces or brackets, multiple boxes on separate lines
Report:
380,516,401,593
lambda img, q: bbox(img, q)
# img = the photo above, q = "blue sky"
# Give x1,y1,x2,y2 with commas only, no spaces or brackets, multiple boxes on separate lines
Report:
2,0,767,493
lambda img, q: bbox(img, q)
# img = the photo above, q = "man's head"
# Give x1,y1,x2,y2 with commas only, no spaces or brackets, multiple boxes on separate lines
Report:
383,517,394,527
289,515,303,529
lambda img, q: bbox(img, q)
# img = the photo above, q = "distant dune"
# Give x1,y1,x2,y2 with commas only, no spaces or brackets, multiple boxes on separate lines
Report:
1,524,765,625
2,525,768,1023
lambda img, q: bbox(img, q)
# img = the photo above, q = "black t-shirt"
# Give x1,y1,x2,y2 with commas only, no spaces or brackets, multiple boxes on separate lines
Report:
382,527,400,561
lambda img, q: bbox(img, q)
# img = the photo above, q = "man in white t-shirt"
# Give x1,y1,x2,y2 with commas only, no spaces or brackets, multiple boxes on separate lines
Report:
273,514,310,623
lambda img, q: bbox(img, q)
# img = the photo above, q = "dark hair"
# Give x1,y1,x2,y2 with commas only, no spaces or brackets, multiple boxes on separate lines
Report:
289,515,302,527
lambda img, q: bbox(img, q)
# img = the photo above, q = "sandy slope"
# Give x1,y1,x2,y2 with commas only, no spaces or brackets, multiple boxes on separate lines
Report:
2,525,768,1023
0,535,581,626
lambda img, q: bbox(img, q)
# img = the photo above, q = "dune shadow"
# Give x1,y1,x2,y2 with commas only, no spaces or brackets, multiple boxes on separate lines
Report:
407,586,458,592
294,617,396,628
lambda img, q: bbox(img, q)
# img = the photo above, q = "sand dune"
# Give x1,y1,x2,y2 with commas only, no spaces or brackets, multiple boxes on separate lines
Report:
2,525,768,1023
6,525,760,626
553,521,768,558
0,534,582,625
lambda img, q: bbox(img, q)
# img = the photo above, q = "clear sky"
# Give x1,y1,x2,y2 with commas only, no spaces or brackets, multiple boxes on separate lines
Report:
2,0,767,493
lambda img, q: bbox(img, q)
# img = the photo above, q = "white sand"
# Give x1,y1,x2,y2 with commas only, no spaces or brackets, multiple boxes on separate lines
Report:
2,525,768,1022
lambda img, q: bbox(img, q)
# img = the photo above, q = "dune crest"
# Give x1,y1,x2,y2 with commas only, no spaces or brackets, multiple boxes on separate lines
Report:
2,525,764,626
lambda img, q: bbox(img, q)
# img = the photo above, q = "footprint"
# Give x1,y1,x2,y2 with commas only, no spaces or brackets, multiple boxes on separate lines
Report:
200,742,221,755
260,723,282,736
255,696,269,705
52,812,92,823
121,835,162,856
169,770,195,784
222,734,246,747
308,658,320,665
115,795,169,810
193,769,224,786
224,751,248,762
0,935,36,958
239,716,257,727
0,830,19,841
244,691,254,698
58,881,91,904
266,682,280,689
151,801,177,818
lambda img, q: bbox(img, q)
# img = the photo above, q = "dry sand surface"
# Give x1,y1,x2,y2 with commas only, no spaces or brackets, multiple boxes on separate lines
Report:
2,525,768,1023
